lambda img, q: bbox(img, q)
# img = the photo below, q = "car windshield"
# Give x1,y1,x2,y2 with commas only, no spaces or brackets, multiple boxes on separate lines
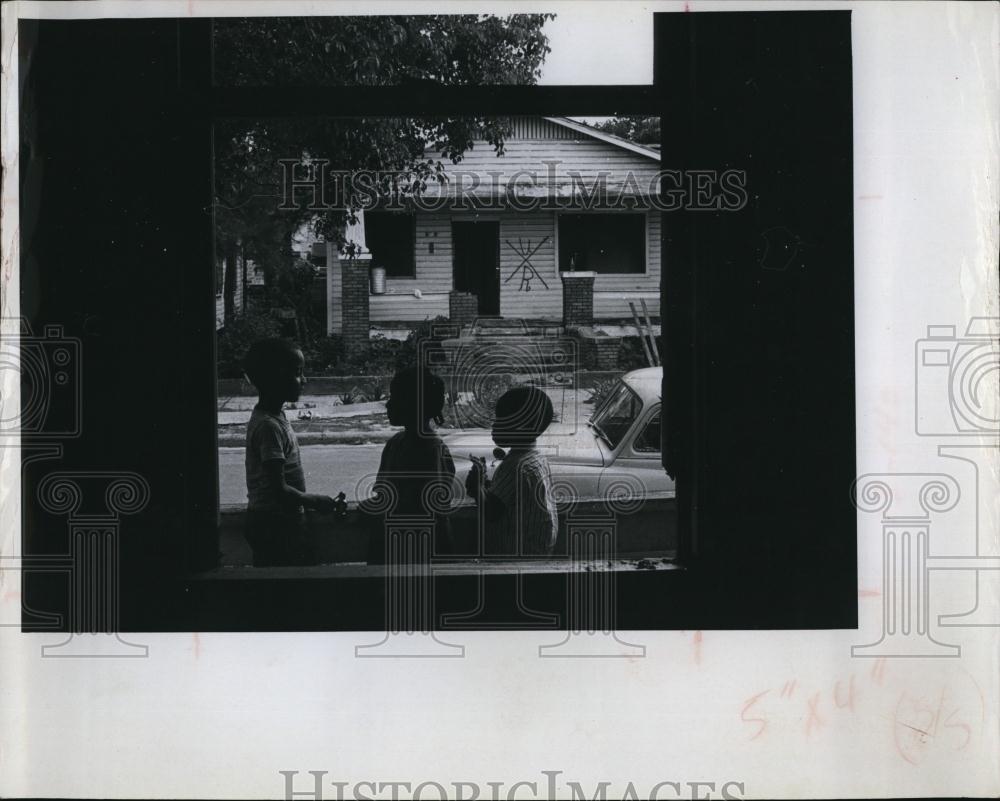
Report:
589,381,642,450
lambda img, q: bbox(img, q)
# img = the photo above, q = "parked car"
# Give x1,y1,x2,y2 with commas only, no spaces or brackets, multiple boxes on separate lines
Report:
444,367,673,505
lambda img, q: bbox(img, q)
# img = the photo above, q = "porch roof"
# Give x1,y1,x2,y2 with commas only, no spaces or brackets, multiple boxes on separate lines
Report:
416,116,662,203
542,117,661,161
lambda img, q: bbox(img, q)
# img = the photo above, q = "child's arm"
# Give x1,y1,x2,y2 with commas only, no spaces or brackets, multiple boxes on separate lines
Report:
357,444,390,516
465,458,506,522
261,459,338,514
439,441,457,478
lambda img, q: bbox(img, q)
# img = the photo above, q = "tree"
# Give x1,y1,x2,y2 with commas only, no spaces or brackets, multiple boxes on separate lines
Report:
592,116,661,146
214,16,554,87
211,15,555,332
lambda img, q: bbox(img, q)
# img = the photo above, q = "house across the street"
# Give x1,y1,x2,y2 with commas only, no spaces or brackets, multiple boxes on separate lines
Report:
326,116,662,339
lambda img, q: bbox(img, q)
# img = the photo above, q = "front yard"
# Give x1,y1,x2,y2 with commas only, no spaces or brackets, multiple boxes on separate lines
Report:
217,372,623,446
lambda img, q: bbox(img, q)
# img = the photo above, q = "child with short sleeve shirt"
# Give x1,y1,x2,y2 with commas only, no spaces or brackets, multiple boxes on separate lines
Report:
243,338,338,566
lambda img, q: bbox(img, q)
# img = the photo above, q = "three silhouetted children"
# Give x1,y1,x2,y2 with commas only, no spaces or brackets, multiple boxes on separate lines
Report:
242,338,557,565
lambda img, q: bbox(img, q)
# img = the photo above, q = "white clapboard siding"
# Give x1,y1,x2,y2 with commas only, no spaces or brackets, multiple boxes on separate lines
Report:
498,211,560,319
366,212,455,296
506,117,577,139
424,139,660,199
594,291,661,321
330,208,663,326
330,215,453,326
327,118,664,330
215,252,246,330
370,293,449,322
405,212,453,293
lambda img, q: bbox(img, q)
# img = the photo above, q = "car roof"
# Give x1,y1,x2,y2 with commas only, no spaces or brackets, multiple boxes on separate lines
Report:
621,366,662,402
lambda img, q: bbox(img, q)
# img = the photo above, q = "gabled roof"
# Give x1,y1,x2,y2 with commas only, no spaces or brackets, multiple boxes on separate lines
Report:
543,117,661,162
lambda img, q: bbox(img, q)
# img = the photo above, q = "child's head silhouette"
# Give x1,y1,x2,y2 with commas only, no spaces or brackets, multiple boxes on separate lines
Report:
491,385,553,448
243,338,305,402
385,366,446,430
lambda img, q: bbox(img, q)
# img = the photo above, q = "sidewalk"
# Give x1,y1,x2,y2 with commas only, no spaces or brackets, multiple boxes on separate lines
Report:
218,397,396,446
218,388,597,447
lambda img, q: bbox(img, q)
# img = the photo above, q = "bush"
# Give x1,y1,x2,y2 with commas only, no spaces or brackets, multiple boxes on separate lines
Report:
303,335,344,374
617,336,662,372
337,316,451,377
400,316,450,361
338,388,362,405
216,308,282,378
363,377,388,402
241,315,453,378
355,335,405,375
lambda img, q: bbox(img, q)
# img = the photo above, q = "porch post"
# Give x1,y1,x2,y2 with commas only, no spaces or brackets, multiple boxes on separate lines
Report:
341,210,372,358
325,241,339,335
561,271,595,327
341,257,370,359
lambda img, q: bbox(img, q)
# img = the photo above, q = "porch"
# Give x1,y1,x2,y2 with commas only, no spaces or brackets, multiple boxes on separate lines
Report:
326,208,661,335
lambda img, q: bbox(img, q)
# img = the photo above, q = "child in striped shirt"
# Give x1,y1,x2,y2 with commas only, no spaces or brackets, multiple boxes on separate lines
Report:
466,386,558,556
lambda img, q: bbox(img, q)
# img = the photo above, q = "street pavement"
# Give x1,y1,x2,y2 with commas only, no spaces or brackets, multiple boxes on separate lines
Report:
217,386,598,505
219,443,384,506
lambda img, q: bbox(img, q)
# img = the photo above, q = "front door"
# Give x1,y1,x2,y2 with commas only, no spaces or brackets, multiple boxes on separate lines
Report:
452,221,500,316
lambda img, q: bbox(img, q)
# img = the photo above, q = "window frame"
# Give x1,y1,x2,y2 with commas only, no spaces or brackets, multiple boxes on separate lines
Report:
590,381,644,452
555,210,649,276
16,13,858,631
630,407,662,455
364,210,417,279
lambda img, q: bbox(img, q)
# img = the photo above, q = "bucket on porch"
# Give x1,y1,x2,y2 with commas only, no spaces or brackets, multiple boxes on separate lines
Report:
370,265,386,295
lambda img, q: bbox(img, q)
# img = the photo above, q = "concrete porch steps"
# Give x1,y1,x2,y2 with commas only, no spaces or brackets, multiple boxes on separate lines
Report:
433,330,580,379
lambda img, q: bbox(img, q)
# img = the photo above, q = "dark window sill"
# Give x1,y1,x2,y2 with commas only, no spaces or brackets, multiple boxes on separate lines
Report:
218,500,678,568
191,557,682,582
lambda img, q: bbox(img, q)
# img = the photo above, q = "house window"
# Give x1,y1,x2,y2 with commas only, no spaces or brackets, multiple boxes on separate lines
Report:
364,212,416,277
558,213,645,274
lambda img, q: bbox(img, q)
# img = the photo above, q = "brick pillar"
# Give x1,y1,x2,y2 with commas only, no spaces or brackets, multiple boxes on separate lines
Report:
561,271,595,327
342,257,371,358
592,336,621,370
449,291,478,325
577,331,621,371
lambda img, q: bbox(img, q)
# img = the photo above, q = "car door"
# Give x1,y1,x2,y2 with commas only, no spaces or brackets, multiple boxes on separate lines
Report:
597,404,675,501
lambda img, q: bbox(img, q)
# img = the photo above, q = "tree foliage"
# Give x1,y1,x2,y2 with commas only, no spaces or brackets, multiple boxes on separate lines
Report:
592,116,661,146
214,15,554,87
212,15,555,287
